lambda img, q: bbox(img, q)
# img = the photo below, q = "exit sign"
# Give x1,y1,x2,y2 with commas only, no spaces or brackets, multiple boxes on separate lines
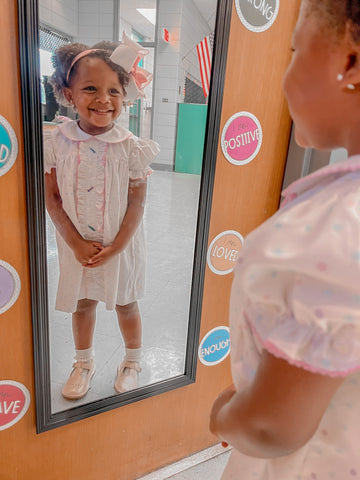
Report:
162,28,170,43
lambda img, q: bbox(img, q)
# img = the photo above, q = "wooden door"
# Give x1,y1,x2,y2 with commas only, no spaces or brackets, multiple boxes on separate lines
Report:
0,1,300,479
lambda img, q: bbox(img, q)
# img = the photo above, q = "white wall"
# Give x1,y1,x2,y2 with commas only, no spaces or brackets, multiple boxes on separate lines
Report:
39,0,79,39
152,0,182,167
39,0,115,45
152,0,212,168
78,0,115,46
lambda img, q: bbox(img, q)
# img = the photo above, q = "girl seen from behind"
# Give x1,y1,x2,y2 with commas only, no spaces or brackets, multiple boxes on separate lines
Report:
211,1,360,478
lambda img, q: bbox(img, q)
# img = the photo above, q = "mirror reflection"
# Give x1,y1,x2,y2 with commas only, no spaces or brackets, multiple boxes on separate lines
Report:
283,125,348,190
38,0,217,413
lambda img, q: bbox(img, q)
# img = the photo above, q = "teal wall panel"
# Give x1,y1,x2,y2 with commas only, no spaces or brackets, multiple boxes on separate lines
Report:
175,104,208,175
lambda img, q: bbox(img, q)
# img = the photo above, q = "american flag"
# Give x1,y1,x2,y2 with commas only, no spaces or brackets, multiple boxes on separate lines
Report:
197,32,214,98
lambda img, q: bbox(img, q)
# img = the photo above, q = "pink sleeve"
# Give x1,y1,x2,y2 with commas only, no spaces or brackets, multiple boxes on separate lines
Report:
231,177,360,377
128,137,160,179
43,128,57,174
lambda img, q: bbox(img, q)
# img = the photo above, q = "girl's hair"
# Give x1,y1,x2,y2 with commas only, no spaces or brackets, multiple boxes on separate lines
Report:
307,0,360,42
50,41,130,106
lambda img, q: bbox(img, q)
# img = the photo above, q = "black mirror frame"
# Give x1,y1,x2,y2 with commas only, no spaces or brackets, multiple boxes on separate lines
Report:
18,0,232,433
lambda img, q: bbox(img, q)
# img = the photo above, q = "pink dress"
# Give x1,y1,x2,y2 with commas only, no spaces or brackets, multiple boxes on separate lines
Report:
222,156,360,479
43,120,160,312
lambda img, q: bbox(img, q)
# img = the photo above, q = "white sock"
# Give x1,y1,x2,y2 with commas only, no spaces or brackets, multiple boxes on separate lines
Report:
75,347,94,362
125,347,142,363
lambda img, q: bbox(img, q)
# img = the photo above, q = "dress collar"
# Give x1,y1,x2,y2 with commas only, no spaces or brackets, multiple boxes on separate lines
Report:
57,119,133,143
282,154,360,205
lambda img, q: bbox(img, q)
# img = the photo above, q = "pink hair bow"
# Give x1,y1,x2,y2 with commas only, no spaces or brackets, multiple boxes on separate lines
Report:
110,33,153,103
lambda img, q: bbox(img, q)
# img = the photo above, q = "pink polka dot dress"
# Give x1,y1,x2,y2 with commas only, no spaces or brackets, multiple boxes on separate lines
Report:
43,120,159,313
222,156,360,479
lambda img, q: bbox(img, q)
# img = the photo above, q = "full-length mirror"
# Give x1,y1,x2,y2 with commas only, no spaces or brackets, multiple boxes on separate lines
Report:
18,0,232,431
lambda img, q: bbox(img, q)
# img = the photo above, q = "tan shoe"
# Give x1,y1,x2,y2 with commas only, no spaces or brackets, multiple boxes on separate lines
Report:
62,359,95,400
114,361,141,393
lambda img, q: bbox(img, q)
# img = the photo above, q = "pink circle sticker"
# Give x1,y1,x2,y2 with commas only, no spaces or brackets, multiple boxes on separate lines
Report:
0,381,30,431
221,112,262,165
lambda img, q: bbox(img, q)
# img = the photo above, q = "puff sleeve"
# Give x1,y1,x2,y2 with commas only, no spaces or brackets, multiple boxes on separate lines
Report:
128,136,160,179
230,173,360,377
43,127,57,174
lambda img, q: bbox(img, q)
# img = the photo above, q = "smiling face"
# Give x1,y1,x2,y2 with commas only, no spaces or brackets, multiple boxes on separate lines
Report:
64,56,125,135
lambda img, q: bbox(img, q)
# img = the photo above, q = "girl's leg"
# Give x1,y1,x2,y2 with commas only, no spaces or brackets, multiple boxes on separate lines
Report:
72,298,98,349
62,298,98,400
116,301,142,349
114,301,142,393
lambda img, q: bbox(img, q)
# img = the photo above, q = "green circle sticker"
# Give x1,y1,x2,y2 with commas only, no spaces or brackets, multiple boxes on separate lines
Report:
0,115,18,176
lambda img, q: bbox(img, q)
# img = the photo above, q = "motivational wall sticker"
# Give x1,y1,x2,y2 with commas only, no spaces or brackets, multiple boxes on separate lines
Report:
0,381,30,431
207,230,244,275
0,115,18,177
221,112,262,166
0,260,21,315
198,327,230,366
235,0,280,33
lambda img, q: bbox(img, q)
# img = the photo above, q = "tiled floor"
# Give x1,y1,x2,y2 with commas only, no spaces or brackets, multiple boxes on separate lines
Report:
138,444,231,480
46,170,201,412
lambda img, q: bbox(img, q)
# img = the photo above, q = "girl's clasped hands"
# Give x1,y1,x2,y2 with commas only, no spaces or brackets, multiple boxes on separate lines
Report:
74,241,119,268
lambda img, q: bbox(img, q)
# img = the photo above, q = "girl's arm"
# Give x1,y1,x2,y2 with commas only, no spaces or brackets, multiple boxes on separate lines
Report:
44,169,103,264
210,350,344,458
87,177,147,267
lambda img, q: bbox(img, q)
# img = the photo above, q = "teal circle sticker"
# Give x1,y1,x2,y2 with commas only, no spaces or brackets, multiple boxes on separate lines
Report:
0,115,18,176
198,327,230,366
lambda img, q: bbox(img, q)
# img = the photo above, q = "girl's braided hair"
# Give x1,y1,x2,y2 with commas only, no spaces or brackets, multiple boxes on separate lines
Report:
50,41,130,106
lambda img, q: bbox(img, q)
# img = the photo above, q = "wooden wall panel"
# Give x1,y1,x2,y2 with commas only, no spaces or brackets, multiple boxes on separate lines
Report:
0,0,34,417
201,1,301,342
0,1,300,479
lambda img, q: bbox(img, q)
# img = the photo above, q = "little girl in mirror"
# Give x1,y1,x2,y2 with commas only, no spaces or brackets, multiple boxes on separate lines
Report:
211,0,360,478
43,34,159,400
